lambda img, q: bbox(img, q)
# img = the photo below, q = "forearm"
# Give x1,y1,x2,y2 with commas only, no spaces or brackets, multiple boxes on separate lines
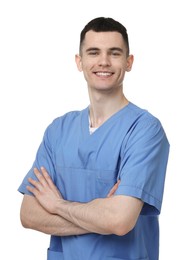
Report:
55,196,131,236
26,168,141,236
20,195,89,236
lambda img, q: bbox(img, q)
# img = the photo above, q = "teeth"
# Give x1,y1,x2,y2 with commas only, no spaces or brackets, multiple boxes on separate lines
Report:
96,72,112,76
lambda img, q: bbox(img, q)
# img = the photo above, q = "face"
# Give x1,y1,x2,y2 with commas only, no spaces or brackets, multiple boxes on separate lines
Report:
75,30,133,92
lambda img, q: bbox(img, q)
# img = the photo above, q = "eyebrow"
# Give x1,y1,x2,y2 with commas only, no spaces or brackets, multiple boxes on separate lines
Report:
85,47,124,53
110,47,124,53
86,47,99,52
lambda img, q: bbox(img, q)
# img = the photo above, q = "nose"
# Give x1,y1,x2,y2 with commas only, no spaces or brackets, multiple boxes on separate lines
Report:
98,53,111,67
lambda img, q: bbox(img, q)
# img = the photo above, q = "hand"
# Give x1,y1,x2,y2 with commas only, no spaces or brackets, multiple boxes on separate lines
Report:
107,180,120,198
27,167,63,214
27,167,120,213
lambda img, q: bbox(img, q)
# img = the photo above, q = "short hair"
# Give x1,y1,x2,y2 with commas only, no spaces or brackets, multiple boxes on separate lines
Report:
79,17,130,56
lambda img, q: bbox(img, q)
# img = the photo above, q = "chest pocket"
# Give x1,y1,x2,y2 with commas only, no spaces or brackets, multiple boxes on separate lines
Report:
55,166,117,202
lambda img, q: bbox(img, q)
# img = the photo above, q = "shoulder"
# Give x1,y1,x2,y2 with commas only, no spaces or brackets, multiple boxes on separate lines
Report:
49,106,88,129
125,103,162,130
43,108,85,142
50,110,82,128
125,103,169,145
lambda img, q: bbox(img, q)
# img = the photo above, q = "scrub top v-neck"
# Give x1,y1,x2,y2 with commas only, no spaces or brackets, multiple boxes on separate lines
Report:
18,102,170,260
81,103,130,138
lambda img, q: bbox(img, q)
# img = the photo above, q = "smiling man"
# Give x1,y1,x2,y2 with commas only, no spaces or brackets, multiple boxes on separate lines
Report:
18,17,170,260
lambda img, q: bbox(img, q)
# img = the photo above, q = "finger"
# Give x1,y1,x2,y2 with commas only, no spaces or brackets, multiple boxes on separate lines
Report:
26,183,39,196
41,167,62,198
28,177,42,191
40,167,53,185
107,184,117,197
41,167,56,189
33,167,48,187
107,180,121,198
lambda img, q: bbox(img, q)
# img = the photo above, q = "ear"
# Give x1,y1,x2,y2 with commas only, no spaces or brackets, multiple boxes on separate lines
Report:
126,54,134,72
75,54,83,72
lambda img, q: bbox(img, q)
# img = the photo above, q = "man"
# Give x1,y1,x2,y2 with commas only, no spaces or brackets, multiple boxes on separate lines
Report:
18,17,170,260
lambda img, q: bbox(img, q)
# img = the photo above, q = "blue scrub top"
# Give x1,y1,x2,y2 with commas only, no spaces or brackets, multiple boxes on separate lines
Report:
18,102,170,260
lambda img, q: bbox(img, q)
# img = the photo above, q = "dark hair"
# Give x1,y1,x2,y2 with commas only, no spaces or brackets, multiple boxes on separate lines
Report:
79,17,130,55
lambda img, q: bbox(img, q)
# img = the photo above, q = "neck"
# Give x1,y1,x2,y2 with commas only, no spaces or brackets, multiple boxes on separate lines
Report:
88,88,129,128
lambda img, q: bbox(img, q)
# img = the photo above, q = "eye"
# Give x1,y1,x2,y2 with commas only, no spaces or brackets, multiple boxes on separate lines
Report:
88,51,99,56
111,51,121,56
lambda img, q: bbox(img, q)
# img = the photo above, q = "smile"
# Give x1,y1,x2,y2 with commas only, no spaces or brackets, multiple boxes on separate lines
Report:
95,72,113,77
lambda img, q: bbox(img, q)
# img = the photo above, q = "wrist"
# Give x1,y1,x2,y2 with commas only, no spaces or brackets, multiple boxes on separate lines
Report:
55,199,71,216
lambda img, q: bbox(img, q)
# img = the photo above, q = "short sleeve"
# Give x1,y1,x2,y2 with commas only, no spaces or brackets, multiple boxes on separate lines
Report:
18,121,56,195
115,117,170,215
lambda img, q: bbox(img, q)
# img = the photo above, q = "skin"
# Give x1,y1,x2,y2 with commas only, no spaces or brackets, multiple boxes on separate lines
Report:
25,168,143,236
21,169,120,236
75,31,134,127
20,30,143,236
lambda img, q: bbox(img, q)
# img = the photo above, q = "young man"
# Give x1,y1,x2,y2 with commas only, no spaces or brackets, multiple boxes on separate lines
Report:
18,17,170,260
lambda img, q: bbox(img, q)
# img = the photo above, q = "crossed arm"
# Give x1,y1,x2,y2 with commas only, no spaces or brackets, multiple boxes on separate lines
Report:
20,167,143,236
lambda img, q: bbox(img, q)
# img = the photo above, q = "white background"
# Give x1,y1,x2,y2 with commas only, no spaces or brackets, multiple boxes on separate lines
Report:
0,0,195,259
